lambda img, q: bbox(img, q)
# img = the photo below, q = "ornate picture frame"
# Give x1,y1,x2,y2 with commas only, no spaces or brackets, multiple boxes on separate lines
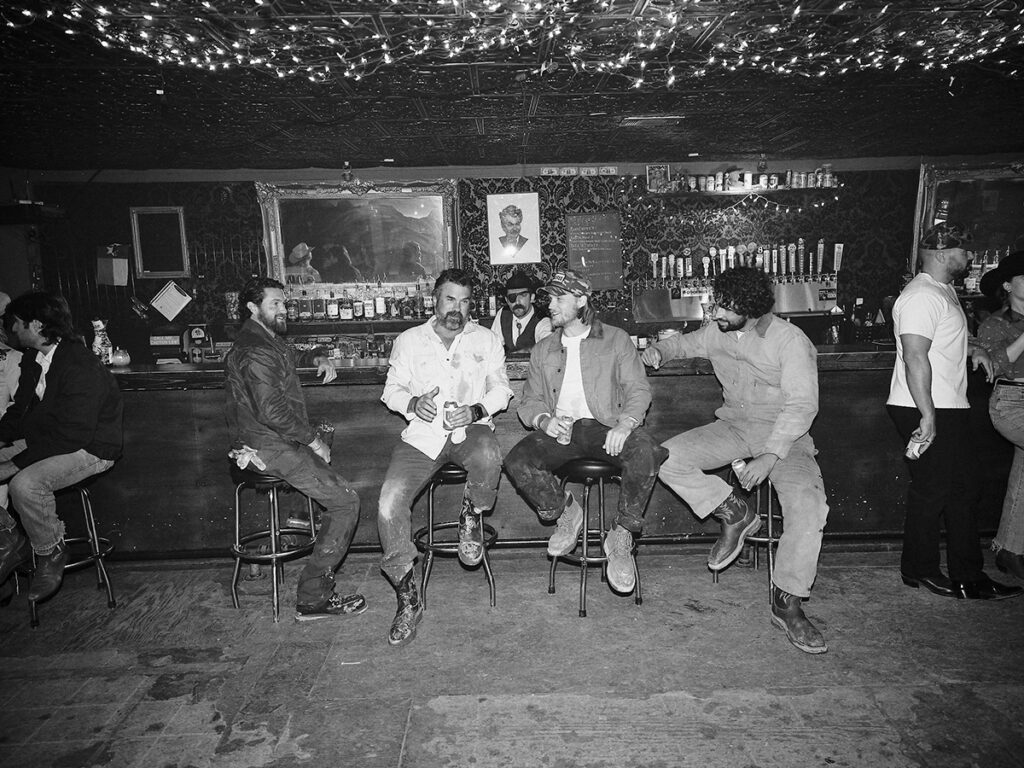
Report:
129,206,190,279
256,180,457,286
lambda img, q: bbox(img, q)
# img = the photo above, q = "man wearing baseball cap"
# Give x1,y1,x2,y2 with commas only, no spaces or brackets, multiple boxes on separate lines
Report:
489,269,552,355
505,269,667,595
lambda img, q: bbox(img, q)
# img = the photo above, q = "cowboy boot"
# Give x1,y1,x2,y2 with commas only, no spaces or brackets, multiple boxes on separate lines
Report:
28,540,70,602
707,492,760,571
388,569,424,646
770,584,828,654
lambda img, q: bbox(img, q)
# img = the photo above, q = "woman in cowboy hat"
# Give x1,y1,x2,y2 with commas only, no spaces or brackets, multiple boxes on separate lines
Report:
978,250,1024,578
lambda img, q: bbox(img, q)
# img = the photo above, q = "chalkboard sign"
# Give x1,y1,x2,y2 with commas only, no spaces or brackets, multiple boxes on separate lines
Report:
566,212,623,290
130,206,190,278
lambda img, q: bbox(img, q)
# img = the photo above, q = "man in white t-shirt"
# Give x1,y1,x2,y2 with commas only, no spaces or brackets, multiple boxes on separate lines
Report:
505,270,667,596
888,223,1021,601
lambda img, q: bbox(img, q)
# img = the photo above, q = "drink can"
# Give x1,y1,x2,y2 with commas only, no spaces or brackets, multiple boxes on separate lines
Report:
758,173,769,188
905,437,930,460
731,458,747,475
714,171,724,191
556,415,574,445
443,401,458,431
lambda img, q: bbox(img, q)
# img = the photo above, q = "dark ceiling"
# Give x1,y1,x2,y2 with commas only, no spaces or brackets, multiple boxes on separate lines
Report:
2,1,1024,171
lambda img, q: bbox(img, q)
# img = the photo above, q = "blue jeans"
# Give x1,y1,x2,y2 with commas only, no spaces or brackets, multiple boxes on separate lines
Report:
989,384,1024,555
0,447,114,555
658,420,829,597
503,419,668,534
257,444,361,605
377,425,502,585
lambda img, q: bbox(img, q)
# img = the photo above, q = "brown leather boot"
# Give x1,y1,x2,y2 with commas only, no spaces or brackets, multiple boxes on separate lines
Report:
0,526,30,585
771,584,828,654
708,492,760,571
388,569,423,647
27,540,70,602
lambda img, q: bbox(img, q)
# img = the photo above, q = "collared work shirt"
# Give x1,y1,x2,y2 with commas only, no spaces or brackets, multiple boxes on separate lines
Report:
383,317,513,460
979,306,1024,380
652,314,818,459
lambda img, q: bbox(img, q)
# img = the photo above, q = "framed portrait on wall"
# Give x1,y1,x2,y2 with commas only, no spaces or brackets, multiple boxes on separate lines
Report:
255,180,457,285
646,164,670,193
487,192,541,265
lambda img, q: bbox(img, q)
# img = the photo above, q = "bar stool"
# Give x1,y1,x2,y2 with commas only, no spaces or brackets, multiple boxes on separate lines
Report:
551,458,641,618
29,482,117,628
712,473,783,602
413,463,497,608
229,461,317,622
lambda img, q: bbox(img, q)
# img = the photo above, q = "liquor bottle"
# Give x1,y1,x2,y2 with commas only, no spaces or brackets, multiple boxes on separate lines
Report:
312,289,327,321
388,286,401,318
298,290,312,323
423,284,435,315
339,290,353,321
352,286,365,319
285,287,299,322
374,281,387,318
326,290,340,320
363,284,376,319
488,291,497,318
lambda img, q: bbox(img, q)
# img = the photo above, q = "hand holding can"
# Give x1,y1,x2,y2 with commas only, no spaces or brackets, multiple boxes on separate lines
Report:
905,436,932,460
556,414,574,445
443,401,458,431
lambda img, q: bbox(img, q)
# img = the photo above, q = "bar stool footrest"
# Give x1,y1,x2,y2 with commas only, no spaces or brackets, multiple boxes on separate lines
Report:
413,521,498,554
231,528,315,564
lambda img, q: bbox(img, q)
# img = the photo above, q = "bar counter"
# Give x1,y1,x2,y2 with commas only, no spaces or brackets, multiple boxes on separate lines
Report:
87,344,1008,558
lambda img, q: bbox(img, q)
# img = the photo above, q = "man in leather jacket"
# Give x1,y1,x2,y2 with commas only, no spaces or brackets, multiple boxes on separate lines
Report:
224,277,366,622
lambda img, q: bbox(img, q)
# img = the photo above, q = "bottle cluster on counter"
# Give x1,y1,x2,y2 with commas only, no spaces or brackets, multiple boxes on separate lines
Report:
637,237,844,294
961,246,1013,294
289,332,396,368
283,280,435,323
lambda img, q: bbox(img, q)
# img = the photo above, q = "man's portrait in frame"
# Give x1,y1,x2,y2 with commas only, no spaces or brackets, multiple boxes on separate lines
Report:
487,193,541,265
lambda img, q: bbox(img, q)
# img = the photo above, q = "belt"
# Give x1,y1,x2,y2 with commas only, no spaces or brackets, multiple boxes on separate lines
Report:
995,379,1024,387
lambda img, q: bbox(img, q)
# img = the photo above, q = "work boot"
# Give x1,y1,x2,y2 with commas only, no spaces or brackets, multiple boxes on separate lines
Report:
770,584,828,654
547,493,584,557
27,540,70,602
388,569,423,647
602,524,636,594
295,573,368,622
457,497,484,567
707,492,760,571
0,526,30,585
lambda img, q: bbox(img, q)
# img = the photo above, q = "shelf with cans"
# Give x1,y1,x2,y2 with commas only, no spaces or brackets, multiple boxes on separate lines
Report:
646,165,840,195
633,237,844,326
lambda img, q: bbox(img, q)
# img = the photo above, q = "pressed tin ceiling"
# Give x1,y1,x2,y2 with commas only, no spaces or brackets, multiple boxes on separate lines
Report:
1,1,1024,171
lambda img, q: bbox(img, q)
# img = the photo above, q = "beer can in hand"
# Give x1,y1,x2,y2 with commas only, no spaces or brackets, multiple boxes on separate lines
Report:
443,401,458,431
905,437,930,460
556,415,574,445
731,458,747,475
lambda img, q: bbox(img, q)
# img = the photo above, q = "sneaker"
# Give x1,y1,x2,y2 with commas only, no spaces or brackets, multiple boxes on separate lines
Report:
603,525,636,594
547,494,584,557
458,507,484,567
295,592,368,622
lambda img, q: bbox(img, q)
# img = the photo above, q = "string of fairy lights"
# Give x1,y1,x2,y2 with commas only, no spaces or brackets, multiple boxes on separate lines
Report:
3,1,1024,87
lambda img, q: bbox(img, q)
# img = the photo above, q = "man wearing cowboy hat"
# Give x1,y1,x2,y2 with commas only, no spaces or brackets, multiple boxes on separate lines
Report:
887,223,1021,601
489,269,552,355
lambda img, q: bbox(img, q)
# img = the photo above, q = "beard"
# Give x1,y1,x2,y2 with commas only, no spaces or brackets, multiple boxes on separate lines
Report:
716,314,747,333
441,310,467,331
260,308,287,335
949,262,971,282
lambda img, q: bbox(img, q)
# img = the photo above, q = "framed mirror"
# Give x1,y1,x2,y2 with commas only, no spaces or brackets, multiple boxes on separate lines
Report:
914,162,1024,269
130,206,190,278
256,180,457,286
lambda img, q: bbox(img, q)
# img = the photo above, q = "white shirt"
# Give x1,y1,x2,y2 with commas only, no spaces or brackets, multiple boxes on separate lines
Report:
492,307,553,349
888,272,969,409
34,344,58,401
383,317,513,459
554,328,595,421
0,343,21,417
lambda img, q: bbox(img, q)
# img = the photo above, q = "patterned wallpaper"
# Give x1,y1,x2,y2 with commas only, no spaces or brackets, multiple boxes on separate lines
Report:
458,170,919,330
32,170,917,337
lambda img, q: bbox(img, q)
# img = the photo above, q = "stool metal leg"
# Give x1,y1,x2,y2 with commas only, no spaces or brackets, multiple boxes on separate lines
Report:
268,487,281,622
231,483,244,609
578,481,592,618
421,480,438,609
80,488,116,608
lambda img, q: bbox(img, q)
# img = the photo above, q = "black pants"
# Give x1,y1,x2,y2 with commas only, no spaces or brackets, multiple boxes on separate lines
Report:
888,405,984,581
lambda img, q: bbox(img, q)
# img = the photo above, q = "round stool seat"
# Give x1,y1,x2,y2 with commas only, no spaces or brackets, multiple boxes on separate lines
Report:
557,458,619,483
229,461,289,488
434,462,469,484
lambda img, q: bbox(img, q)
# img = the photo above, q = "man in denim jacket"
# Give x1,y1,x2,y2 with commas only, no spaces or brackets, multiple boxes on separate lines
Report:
505,269,667,595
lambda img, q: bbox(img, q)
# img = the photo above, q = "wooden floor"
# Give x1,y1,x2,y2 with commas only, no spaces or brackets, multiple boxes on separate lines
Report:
0,546,1022,768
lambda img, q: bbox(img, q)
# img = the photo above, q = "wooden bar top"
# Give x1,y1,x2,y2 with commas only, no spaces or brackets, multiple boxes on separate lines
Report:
112,343,896,391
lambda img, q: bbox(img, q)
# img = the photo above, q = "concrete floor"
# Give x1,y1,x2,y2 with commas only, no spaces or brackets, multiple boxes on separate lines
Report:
0,546,1022,768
